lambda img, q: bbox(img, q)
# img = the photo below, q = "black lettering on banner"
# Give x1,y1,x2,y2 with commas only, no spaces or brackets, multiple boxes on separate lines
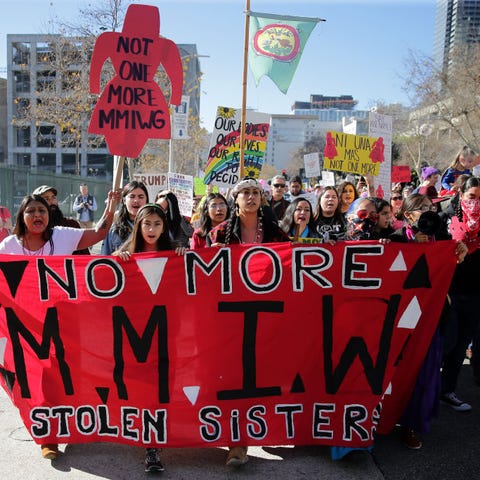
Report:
112,306,169,403
38,258,77,300
143,409,167,444
122,407,139,440
97,405,119,436
199,406,222,442
86,258,124,298
322,294,400,395
275,404,303,439
217,301,283,400
51,406,74,436
247,405,267,439
76,406,97,435
292,247,333,291
343,245,383,288
30,408,50,437
312,403,335,439
6,307,73,398
343,405,369,441
240,247,282,293
185,249,231,294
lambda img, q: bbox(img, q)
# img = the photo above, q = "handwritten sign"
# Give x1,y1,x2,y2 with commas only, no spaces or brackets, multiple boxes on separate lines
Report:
88,4,183,157
204,107,270,188
168,172,194,218
304,152,321,178
132,172,168,202
323,131,383,177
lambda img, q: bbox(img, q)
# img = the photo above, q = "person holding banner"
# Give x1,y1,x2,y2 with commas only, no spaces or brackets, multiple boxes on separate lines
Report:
101,181,148,255
388,194,467,449
207,177,289,467
0,190,120,460
190,193,230,249
313,186,347,241
113,203,187,472
279,197,320,241
208,177,289,248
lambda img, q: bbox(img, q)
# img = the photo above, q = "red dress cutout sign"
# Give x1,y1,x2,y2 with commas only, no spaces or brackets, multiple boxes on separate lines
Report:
88,4,183,157
369,137,385,163
323,131,338,159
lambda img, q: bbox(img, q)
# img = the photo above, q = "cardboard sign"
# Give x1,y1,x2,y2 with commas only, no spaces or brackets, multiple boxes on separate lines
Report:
0,242,457,448
204,107,270,188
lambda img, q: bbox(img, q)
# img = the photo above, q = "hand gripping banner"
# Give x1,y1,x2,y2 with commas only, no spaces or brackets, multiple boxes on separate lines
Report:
0,241,457,448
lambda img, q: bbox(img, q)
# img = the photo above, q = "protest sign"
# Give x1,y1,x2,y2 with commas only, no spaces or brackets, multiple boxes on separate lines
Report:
132,173,168,202
304,152,321,178
168,172,194,218
323,131,384,177
204,107,270,189
88,4,183,157
0,242,456,448
392,166,411,183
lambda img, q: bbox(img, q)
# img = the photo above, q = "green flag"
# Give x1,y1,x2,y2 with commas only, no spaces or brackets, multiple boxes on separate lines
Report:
248,11,322,94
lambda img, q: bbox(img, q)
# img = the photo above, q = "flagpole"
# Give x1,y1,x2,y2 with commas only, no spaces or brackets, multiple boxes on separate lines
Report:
240,0,251,180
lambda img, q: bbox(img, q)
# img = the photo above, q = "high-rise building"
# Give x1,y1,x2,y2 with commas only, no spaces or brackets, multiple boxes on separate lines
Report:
6,34,201,178
434,0,480,74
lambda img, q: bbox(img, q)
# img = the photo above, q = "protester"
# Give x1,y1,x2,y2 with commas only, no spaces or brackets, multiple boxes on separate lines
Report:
337,180,359,214
268,174,290,221
190,193,230,249
279,197,319,240
440,146,476,192
440,175,480,410
345,197,378,240
113,203,186,473
0,204,12,241
388,194,465,449
313,186,346,241
73,183,98,228
0,190,120,460
207,177,289,467
155,190,193,248
371,197,394,239
287,175,306,201
101,181,148,255
32,185,89,254
390,186,405,230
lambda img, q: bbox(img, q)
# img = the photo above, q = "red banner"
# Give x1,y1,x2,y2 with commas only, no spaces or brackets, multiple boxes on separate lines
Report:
0,242,456,449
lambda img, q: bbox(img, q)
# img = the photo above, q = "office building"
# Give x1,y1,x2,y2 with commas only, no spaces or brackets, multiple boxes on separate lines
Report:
434,0,480,74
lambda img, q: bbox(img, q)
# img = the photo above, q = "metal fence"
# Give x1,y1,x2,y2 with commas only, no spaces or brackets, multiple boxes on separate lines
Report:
0,164,111,223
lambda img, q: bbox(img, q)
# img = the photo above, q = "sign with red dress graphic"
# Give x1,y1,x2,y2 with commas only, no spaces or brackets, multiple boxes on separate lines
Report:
88,4,183,157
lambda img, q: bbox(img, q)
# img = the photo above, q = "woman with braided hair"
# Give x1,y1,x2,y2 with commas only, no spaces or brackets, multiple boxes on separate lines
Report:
207,178,289,467
208,177,289,247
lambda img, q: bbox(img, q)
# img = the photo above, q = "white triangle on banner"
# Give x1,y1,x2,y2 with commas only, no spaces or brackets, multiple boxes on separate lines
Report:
183,386,200,406
136,257,168,294
384,382,392,395
0,337,7,366
397,296,422,330
390,251,407,271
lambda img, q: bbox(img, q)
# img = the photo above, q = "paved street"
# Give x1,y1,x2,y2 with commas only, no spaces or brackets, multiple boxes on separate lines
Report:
0,365,479,479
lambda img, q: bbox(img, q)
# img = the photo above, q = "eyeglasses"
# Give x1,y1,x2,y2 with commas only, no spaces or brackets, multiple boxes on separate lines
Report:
412,205,437,213
391,196,402,201
273,183,286,188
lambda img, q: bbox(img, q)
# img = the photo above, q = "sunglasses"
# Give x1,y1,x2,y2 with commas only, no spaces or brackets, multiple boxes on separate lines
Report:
391,196,402,201
273,183,286,188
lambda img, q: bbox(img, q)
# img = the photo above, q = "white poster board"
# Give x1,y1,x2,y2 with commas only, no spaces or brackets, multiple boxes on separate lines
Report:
304,152,320,178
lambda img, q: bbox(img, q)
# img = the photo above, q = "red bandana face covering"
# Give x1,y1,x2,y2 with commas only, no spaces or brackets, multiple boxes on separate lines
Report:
461,199,480,233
